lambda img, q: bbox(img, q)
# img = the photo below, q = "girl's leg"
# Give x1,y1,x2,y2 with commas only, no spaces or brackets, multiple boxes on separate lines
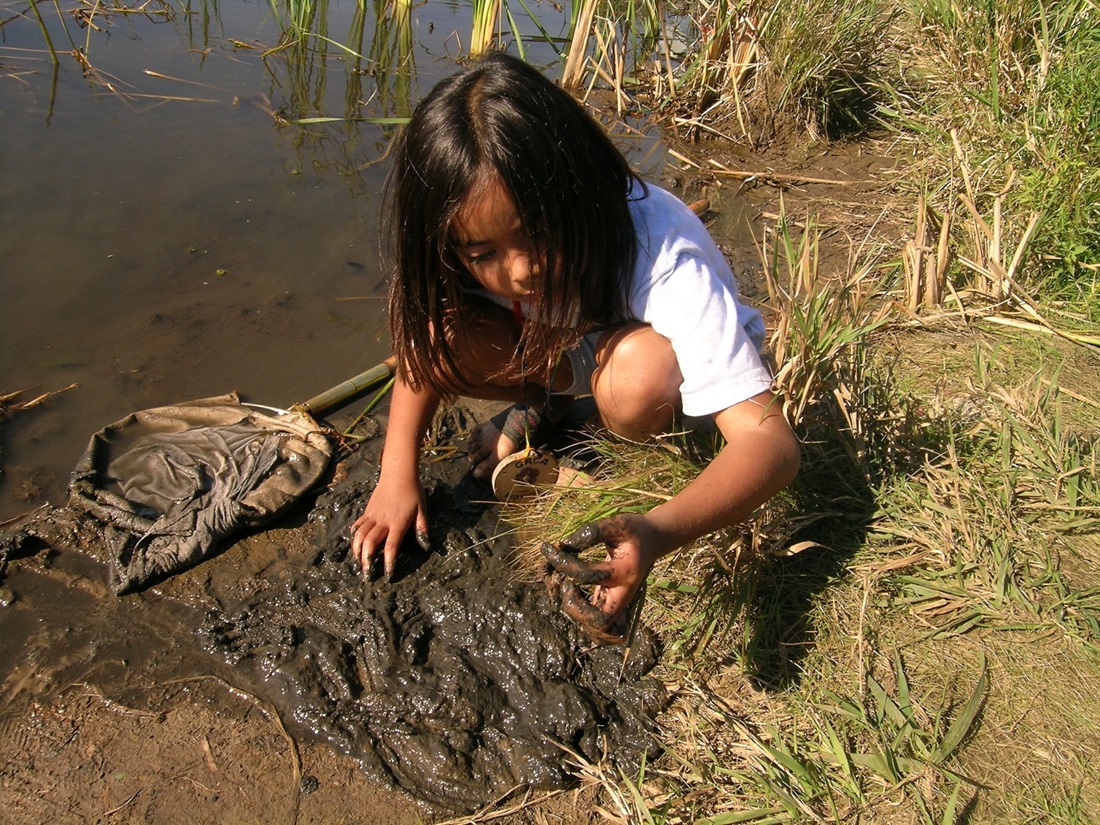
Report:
591,323,682,441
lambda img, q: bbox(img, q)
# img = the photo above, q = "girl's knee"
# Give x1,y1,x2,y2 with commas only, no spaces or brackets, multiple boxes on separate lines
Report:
592,324,681,439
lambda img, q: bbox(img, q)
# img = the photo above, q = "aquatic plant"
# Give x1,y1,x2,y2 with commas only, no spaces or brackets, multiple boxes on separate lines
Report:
470,0,502,54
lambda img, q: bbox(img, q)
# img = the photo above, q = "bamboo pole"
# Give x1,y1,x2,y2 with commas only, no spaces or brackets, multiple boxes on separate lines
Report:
294,356,397,416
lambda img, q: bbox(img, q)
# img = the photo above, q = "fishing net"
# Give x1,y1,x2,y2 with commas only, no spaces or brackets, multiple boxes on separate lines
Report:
3,395,333,594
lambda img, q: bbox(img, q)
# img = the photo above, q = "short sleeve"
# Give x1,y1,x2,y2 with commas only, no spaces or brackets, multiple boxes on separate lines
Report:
628,188,773,417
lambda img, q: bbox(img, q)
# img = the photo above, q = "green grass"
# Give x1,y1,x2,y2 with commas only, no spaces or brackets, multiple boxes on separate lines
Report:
890,0,1100,313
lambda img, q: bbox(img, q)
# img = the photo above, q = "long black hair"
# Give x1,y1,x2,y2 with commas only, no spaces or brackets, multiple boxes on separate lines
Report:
385,51,644,397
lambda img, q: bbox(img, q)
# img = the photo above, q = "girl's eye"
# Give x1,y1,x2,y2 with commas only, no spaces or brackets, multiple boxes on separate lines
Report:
467,250,495,265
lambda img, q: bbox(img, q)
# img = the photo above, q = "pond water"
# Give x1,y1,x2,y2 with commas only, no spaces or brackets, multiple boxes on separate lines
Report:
0,0,684,521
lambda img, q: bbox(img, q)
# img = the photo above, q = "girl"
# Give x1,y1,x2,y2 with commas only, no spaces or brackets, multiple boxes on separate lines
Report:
350,51,800,642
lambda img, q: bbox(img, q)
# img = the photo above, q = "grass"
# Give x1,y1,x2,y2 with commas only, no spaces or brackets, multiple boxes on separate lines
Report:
497,195,1100,820
886,0,1100,315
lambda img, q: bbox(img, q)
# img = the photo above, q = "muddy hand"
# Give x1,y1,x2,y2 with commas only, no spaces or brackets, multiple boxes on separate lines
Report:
349,476,430,583
540,522,627,644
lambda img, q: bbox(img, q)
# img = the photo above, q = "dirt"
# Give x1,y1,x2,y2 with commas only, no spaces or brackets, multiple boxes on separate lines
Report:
0,136,900,824
0,403,663,823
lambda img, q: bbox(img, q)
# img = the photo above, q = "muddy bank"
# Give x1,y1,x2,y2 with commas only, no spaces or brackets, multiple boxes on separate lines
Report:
197,407,666,811
1,404,666,815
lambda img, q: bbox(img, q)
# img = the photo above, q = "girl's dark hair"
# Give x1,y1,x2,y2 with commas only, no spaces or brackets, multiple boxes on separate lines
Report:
385,51,644,397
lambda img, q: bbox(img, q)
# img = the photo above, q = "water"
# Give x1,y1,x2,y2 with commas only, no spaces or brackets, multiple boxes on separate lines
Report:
2,0,396,518
0,0,689,521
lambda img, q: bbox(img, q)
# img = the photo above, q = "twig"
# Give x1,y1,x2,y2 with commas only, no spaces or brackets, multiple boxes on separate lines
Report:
708,164,858,186
143,69,226,92
71,683,161,718
432,786,569,824
981,314,1100,349
2,382,79,410
124,93,220,103
671,116,741,144
342,376,395,436
161,675,302,784
666,147,703,169
103,789,141,817
202,736,219,773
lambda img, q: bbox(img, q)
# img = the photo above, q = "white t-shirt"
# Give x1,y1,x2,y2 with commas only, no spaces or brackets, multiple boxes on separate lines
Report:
474,184,774,417
626,184,773,416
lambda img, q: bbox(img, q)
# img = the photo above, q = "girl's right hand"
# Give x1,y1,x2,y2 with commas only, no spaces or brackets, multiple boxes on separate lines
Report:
349,471,430,581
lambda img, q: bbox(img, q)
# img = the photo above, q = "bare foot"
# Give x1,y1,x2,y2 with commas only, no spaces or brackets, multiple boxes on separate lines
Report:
468,415,521,479
468,401,579,481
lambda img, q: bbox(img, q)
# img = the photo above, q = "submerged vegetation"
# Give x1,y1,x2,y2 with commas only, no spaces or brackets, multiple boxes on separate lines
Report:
4,0,1100,821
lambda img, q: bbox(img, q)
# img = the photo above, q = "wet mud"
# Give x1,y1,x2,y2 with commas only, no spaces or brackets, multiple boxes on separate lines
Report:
200,409,666,812
1,406,666,814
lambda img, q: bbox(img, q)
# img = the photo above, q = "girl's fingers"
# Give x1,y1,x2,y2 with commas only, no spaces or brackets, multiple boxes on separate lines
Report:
351,520,387,578
350,518,370,564
559,581,626,644
561,522,606,551
540,542,610,584
415,512,430,551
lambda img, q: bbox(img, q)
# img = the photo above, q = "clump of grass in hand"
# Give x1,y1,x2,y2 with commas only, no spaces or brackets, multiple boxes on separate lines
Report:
501,432,702,583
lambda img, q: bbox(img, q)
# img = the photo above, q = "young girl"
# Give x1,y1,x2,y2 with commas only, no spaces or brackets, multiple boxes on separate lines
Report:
350,51,800,642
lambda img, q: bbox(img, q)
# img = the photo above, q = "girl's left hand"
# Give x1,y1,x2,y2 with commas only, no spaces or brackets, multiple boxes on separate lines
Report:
542,514,668,641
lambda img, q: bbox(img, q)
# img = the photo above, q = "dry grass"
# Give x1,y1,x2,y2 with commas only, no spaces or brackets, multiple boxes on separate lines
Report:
495,192,1100,822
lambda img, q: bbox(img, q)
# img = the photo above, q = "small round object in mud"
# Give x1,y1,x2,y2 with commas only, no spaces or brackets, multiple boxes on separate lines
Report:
490,447,559,500
299,774,320,794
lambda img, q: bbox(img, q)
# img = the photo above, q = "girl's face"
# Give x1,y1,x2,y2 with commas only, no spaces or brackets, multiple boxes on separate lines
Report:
451,177,544,302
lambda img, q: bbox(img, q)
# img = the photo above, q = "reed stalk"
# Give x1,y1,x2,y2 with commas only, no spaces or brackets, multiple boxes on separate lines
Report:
28,0,59,65
561,0,598,87
470,0,502,56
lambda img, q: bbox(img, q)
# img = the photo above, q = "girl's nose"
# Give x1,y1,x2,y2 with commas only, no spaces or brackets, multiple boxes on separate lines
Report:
508,249,532,279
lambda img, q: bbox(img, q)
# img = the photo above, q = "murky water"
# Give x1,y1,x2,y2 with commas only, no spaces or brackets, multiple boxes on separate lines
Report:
0,0,682,522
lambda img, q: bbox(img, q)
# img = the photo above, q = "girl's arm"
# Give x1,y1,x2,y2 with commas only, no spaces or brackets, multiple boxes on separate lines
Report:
350,375,440,579
562,390,800,633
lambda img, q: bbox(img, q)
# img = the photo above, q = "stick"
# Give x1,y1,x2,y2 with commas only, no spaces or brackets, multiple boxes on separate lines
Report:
294,356,397,416
708,167,857,186
102,789,141,817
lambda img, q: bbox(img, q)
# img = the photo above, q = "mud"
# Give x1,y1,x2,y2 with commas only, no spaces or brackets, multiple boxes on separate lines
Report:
1,405,665,815
199,408,666,812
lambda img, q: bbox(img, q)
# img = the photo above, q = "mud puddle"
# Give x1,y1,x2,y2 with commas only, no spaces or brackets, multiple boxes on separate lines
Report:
1,406,666,816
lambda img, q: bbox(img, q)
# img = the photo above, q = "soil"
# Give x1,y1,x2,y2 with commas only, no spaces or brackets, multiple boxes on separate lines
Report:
0,136,900,824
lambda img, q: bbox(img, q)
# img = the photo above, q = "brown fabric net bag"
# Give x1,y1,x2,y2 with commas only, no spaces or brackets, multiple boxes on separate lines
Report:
63,394,332,593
